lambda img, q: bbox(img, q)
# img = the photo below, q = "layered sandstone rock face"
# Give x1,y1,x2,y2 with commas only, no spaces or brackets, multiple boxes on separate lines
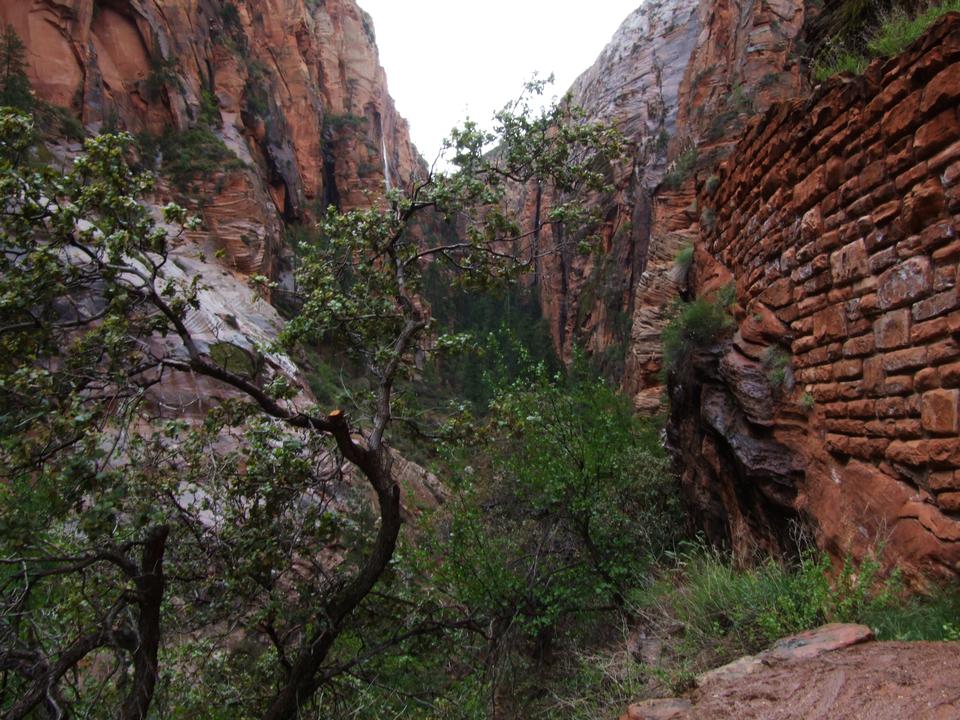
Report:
621,0,811,408
0,0,422,282
675,16,960,580
517,0,700,379
530,0,810,409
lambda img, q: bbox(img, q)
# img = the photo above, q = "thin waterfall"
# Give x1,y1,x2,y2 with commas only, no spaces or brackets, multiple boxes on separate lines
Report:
381,133,392,193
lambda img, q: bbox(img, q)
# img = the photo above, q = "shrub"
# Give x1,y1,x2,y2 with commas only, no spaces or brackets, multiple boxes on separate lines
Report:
762,346,792,389
142,125,245,191
323,111,366,135
662,145,697,190
146,55,179,100
220,1,242,30
660,284,735,375
699,207,717,232
34,101,85,141
674,244,694,275
812,0,960,81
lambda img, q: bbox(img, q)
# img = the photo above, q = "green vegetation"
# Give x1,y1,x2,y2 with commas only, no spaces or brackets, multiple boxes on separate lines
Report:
146,54,179,100
763,346,793,389
323,111,367,134
662,144,697,190
674,244,694,275
632,547,960,674
139,124,245,191
221,0,242,30
661,284,736,376
210,341,260,378
0,25,32,111
33,100,85,141
0,75,625,718
812,0,960,81
1,24,84,142
5,14,960,717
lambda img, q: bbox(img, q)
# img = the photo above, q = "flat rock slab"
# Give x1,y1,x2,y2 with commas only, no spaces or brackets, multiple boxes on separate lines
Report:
621,698,693,720
626,641,960,720
766,622,875,662
697,623,874,686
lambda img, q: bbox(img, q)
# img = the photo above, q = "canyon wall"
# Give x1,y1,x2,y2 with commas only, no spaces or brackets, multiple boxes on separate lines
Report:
531,0,810,410
623,0,809,411
1,0,422,282
674,15,960,579
519,0,699,382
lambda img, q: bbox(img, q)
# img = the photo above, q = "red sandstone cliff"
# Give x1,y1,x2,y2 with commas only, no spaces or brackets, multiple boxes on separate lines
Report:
531,2,960,580
517,0,700,382
675,15,960,580
526,0,810,410
0,0,423,283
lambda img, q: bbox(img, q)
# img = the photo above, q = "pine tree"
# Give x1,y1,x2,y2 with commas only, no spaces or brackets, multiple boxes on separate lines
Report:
0,25,32,110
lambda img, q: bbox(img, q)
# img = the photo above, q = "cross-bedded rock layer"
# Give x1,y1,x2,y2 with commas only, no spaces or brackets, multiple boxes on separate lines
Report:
0,0,422,282
676,14,960,580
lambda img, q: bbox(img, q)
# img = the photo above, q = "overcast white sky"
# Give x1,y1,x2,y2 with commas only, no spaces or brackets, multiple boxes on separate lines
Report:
357,1,641,164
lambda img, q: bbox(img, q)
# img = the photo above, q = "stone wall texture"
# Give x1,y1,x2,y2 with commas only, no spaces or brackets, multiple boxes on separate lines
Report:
677,14,960,580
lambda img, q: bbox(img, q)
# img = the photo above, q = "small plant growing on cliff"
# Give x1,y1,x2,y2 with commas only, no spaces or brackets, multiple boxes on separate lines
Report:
674,243,694,276
662,144,698,190
661,283,735,376
801,392,816,411
812,0,960,81
763,346,793,390
145,54,179,101
139,125,245,191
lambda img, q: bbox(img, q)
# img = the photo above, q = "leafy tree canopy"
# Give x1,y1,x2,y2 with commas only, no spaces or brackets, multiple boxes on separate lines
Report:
0,71,626,719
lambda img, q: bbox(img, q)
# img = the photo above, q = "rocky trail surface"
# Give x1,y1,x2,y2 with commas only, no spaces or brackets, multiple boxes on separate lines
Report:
623,625,960,720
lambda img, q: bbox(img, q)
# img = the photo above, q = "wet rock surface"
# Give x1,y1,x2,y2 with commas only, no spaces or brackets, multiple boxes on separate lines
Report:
624,625,960,720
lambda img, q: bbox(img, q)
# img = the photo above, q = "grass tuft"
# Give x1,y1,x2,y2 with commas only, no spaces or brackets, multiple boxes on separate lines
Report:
813,1,960,81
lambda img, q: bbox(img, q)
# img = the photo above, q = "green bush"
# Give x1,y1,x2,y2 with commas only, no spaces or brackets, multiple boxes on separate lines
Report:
662,145,697,190
660,284,735,376
674,244,694,274
34,101,85,141
762,346,792,389
146,55,179,100
141,125,245,191
813,0,960,81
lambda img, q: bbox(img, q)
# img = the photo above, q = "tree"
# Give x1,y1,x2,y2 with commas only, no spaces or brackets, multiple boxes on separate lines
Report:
0,78,623,719
419,361,682,710
0,25,32,111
